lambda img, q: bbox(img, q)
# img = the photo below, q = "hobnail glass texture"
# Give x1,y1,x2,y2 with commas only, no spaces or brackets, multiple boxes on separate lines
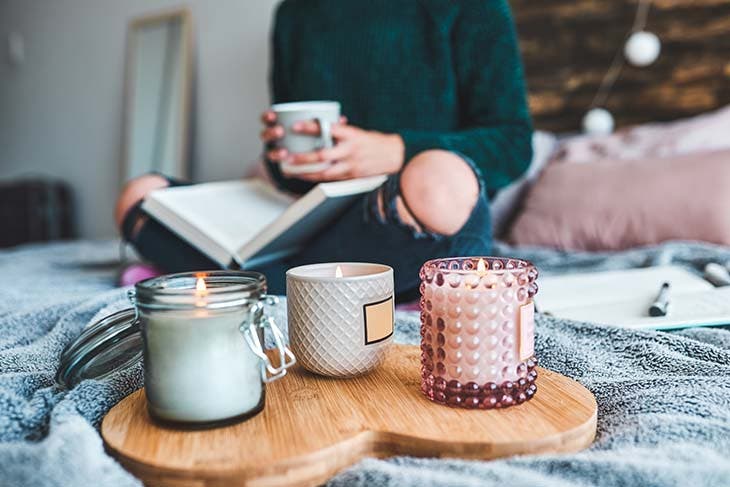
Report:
419,257,539,409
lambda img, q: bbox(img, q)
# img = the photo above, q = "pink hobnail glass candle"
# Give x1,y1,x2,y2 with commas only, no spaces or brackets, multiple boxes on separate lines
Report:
419,257,539,409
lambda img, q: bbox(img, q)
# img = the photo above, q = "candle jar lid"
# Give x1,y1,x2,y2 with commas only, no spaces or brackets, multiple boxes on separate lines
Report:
55,307,142,390
56,271,272,390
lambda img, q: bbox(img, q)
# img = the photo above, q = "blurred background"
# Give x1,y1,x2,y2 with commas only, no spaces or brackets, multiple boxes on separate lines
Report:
2,0,730,252
1,0,280,243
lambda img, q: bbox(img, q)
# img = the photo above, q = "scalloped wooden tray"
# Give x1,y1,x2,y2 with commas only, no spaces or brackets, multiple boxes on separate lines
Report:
102,345,597,487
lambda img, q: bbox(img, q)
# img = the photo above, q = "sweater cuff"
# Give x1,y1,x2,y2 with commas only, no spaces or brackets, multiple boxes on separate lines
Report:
398,130,444,166
264,157,315,195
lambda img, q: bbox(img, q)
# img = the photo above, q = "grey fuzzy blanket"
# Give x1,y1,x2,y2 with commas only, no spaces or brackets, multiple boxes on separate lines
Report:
1,240,729,486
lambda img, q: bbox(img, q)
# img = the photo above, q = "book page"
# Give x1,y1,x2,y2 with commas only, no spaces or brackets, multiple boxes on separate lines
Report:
547,287,730,330
148,180,293,255
536,265,730,330
145,176,386,267
235,175,387,263
537,266,712,312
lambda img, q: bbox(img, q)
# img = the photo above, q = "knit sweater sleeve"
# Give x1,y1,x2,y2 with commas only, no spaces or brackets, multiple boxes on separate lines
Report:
398,0,533,194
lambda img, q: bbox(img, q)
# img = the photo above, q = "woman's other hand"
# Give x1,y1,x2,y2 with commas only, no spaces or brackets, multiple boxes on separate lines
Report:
280,120,405,181
260,110,289,162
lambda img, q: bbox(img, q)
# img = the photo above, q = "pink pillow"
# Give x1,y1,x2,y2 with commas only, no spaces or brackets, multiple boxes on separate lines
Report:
508,149,730,251
552,104,730,164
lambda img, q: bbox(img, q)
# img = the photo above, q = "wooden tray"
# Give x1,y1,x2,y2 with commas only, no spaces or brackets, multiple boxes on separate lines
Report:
102,345,597,487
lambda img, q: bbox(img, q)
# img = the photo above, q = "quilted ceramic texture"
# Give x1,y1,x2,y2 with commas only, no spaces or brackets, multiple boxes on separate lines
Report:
287,275,393,377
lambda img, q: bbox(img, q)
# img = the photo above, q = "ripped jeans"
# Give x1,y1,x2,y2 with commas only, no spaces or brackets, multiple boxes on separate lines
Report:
122,167,492,301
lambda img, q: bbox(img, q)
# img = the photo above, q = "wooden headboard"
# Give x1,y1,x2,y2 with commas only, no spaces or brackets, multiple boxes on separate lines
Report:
511,0,730,132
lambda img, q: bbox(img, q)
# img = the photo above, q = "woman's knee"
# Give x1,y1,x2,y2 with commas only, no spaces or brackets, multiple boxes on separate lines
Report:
114,174,169,230
400,150,480,236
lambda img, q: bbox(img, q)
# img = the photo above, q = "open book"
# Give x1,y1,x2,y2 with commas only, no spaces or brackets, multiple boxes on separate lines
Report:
536,266,730,330
141,176,386,268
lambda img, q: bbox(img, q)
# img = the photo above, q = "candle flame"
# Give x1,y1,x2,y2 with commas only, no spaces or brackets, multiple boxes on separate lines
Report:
335,265,344,278
477,258,487,276
194,276,208,308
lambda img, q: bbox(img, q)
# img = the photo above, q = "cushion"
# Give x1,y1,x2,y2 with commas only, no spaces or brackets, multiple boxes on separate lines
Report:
507,149,730,251
490,130,557,236
552,104,730,164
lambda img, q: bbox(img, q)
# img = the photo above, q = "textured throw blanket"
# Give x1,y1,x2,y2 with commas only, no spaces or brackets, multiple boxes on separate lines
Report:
1,240,729,486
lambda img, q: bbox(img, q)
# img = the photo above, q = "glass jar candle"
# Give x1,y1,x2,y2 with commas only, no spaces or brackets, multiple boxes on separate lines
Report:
132,271,295,426
419,257,539,409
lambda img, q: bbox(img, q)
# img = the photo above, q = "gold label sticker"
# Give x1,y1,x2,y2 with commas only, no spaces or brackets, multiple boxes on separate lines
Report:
519,301,535,360
363,296,394,345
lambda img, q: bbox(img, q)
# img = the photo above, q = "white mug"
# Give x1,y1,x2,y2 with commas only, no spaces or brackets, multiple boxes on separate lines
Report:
272,101,341,174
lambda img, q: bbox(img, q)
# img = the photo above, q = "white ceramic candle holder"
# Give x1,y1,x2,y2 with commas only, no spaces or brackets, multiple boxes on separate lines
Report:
287,263,394,377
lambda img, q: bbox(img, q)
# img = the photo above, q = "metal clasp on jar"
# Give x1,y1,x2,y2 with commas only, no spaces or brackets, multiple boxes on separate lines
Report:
242,295,296,383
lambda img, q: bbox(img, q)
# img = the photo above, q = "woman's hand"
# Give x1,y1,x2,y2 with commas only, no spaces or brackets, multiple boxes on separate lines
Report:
261,110,405,182
287,122,405,181
259,110,284,151
259,110,351,163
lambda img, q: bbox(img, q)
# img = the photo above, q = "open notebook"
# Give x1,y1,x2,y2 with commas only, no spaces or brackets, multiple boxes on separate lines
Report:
142,176,386,269
536,266,730,330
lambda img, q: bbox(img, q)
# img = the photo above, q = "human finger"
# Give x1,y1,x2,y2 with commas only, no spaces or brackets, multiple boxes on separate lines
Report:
266,148,289,162
260,125,284,142
295,162,354,182
261,110,277,126
289,143,352,165
330,123,360,139
291,120,322,136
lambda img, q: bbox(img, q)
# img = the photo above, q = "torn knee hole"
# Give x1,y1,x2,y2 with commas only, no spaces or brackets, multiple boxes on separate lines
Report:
394,195,424,234
376,188,386,221
373,187,424,234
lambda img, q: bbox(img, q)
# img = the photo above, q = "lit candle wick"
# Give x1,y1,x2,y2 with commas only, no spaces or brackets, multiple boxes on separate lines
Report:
477,258,487,277
335,265,343,278
195,277,208,307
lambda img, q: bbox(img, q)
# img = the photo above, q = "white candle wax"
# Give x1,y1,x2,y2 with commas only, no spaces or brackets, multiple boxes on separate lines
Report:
143,306,262,423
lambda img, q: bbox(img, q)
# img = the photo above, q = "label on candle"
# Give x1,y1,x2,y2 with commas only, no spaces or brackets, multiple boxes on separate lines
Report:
519,302,535,360
363,296,394,345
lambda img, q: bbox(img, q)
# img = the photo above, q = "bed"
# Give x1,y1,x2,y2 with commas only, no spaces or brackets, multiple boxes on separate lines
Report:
1,240,729,486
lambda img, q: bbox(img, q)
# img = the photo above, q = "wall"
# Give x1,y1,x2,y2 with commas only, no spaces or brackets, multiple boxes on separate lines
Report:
510,0,730,131
0,0,280,238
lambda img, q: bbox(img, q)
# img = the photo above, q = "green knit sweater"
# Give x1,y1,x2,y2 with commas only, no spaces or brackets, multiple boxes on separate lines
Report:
268,0,533,195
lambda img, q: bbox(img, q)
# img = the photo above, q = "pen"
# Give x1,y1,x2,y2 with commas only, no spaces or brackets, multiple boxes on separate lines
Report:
648,281,671,317
704,263,730,287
